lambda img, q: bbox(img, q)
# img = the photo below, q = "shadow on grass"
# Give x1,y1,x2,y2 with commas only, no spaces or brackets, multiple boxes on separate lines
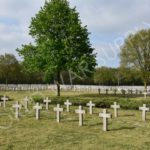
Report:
120,114,135,117
110,126,135,131
85,122,102,127
77,93,144,99
62,119,78,123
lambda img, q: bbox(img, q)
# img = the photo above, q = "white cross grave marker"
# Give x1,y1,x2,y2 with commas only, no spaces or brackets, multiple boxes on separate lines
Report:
99,109,111,131
75,105,85,126
24,96,29,111
12,101,21,119
43,97,51,110
111,102,120,117
33,103,42,120
64,100,72,112
1,95,8,108
139,104,149,121
54,104,63,123
86,101,95,114
143,92,147,99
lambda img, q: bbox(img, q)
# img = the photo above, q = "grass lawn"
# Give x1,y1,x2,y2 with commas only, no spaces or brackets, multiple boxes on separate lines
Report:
0,90,150,150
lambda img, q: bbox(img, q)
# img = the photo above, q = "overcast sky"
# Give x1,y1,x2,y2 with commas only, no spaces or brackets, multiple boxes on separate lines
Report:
0,0,150,67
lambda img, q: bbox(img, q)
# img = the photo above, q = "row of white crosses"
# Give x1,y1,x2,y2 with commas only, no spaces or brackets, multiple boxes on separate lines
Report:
9,97,119,131
1,95,140,132
8,95,150,131
23,96,52,111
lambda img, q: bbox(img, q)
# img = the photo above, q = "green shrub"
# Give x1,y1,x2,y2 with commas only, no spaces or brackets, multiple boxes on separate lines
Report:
50,95,150,110
31,94,44,104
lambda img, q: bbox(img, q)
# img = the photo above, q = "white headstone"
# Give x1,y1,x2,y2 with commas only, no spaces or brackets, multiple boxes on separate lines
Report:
24,96,29,111
54,104,63,123
64,100,72,112
43,97,51,110
1,95,8,108
33,103,42,120
111,102,120,117
99,109,111,131
75,105,85,126
139,104,149,121
12,101,21,119
86,101,95,114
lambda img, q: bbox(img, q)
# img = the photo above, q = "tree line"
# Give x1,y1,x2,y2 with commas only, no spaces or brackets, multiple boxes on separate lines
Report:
0,53,145,86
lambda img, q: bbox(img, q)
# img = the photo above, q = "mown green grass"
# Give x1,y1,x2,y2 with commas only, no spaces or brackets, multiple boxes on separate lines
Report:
0,90,150,150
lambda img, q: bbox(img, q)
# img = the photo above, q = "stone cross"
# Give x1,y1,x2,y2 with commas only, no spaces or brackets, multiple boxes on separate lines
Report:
86,101,95,114
33,103,42,120
143,92,147,99
139,104,149,121
43,97,51,110
111,102,120,117
12,101,21,119
99,109,111,131
54,104,63,123
75,105,85,126
24,96,29,111
64,100,72,112
1,95,8,108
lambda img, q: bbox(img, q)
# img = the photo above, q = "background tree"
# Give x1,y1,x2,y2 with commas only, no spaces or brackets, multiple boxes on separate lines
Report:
94,67,143,86
0,53,20,85
120,29,150,91
94,67,117,85
17,0,96,96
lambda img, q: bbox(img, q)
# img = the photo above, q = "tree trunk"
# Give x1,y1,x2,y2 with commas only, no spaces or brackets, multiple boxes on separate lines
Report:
144,80,147,92
5,78,8,86
57,71,60,96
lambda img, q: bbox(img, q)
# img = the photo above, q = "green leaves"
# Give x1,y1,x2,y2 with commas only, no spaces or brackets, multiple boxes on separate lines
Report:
120,29,150,90
17,0,96,80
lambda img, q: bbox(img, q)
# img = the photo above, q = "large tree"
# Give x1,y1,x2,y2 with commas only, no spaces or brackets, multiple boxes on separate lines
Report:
17,0,96,96
120,29,150,91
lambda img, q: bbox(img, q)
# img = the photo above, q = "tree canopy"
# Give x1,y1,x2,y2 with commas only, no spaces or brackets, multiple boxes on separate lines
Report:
120,29,150,91
17,0,96,96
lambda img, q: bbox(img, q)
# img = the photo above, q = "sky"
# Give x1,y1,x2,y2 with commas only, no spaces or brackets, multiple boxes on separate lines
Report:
0,0,150,67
